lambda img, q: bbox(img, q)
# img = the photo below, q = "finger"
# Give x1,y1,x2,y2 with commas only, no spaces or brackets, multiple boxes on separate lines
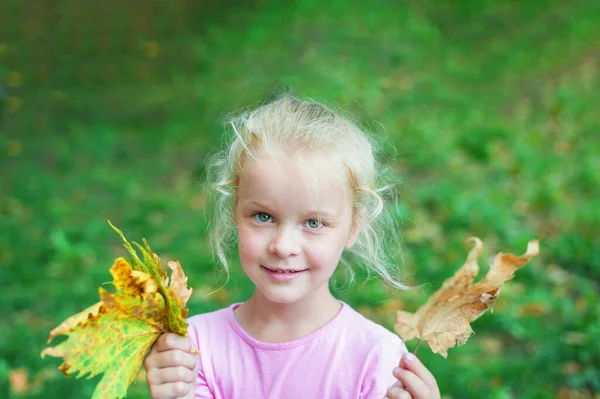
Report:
393,367,430,399
385,385,412,399
401,353,439,393
146,365,196,385
145,349,197,370
148,381,193,399
154,333,192,353
390,375,404,389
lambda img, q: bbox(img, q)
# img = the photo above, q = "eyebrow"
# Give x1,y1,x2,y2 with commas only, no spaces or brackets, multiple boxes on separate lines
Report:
303,209,339,220
242,200,271,209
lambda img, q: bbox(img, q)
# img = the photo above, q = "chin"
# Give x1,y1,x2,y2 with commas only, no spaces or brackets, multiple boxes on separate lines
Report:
262,287,308,305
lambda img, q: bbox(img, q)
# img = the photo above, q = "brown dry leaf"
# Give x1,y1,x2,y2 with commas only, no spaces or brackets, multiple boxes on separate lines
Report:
561,362,583,375
9,368,29,394
166,261,193,316
395,237,539,357
557,388,596,399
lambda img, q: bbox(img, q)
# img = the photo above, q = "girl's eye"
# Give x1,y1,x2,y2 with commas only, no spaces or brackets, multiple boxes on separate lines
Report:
306,219,323,229
253,213,273,223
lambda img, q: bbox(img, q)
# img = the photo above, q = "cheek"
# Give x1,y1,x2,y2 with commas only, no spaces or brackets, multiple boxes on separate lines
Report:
237,226,263,261
307,233,346,267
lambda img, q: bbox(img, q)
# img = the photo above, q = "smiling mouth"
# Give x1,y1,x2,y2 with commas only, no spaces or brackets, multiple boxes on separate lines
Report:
262,266,307,274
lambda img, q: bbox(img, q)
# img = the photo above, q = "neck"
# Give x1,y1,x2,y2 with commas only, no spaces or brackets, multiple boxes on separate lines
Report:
235,289,342,343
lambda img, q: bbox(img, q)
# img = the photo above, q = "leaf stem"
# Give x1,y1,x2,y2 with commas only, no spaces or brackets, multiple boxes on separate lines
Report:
414,339,422,355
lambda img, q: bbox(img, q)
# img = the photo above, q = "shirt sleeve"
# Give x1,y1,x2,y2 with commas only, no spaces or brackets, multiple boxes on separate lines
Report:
360,335,408,399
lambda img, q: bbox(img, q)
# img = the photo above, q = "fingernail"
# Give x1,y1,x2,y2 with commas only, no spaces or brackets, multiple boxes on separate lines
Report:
393,367,401,376
404,352,415,365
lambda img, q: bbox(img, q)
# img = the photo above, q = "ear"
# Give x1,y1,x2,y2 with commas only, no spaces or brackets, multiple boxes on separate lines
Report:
345,207,366,249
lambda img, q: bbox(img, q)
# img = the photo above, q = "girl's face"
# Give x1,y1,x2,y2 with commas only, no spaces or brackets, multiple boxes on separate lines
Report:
234,149,360,305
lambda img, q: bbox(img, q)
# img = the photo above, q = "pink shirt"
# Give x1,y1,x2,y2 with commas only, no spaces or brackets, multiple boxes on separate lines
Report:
187,302,408,399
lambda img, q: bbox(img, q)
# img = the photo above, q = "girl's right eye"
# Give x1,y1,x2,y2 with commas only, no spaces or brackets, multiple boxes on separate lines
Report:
253,213,273,223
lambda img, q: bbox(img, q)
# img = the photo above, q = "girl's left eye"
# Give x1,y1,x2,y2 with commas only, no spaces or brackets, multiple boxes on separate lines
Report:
253,213,273,223
305,219,323,229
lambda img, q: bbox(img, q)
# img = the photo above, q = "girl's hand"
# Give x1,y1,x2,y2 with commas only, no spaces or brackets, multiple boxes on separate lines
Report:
145,333,197,399
384,353,440,399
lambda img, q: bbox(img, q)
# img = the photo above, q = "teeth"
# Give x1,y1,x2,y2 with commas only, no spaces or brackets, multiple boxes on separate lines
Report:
266,267,303,273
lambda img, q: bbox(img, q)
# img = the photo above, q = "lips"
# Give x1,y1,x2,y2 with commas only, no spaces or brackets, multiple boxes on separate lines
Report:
261,265,307,281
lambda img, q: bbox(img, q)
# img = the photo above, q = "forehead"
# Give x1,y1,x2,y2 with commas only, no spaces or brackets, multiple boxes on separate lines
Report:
237,150,351,214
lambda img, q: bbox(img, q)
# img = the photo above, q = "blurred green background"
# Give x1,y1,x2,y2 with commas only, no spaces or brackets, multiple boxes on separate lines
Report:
1,0,599,398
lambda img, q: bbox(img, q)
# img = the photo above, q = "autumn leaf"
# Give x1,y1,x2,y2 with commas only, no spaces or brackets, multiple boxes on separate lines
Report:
395,237,539,358
9,368,29,395
41,222,193,399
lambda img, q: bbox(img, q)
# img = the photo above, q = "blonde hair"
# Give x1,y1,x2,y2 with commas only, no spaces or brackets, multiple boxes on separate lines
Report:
207,94,409,290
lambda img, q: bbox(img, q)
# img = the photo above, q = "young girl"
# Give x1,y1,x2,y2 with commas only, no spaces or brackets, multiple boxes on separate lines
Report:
144,95,440,399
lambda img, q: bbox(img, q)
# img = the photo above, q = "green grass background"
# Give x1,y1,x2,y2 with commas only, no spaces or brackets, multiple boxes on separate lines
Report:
1,0,599,398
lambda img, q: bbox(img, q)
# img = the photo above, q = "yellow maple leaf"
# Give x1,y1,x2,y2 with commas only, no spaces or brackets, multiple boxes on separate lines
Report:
395,237,539,358
41,223,193,399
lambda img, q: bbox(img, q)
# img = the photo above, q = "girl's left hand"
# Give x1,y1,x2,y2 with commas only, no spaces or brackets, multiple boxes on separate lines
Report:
384,353,440,399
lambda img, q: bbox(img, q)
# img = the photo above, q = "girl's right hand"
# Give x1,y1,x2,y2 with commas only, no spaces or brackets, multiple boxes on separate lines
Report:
145,333,198,399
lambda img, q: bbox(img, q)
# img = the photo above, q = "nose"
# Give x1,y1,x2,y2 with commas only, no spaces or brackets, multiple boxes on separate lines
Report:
269,226,302,258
